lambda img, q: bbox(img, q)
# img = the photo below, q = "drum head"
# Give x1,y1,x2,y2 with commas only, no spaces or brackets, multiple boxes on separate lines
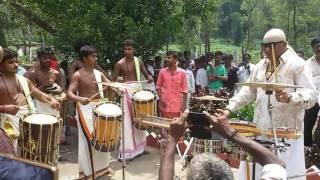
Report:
95,103,122,117
24,114,58,124
133,90,155,101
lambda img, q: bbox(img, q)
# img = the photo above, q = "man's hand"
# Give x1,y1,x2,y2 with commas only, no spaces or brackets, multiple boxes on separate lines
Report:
0,105,19,115
49,98,60,110
79,97,90,105
275,90,291,103
203,109,235,138
169,110,189,142
147,75,153,83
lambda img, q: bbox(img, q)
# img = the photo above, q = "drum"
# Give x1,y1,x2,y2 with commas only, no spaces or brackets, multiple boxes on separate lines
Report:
132,90,156,130
91,102,122,152
19,113,62,165
192,138,225,154
230,120,262,137
266,127,301,139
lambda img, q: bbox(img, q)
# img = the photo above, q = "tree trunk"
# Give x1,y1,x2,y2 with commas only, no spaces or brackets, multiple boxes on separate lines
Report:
292,0,297,46
286,0,291,38
9,0,56,34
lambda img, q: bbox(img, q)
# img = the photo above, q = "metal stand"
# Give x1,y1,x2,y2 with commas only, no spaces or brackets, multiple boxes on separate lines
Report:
120,92,126,180
265,90,281,157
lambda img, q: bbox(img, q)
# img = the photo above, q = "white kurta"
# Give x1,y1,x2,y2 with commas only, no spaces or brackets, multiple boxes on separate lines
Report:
228,48,316,180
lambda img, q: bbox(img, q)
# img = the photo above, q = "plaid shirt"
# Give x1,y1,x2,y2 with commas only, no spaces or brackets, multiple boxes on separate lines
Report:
0,128,15,155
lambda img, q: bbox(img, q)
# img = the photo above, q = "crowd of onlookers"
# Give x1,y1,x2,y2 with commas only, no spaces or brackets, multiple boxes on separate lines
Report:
145,50,255,97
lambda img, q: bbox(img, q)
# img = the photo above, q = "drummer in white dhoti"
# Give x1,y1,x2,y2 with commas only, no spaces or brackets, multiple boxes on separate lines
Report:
0,47,60,153
67,45,114,177
224,29,316,180
112,39,153,160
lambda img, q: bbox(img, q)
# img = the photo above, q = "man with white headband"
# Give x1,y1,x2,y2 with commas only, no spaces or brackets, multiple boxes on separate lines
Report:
224,28,316,180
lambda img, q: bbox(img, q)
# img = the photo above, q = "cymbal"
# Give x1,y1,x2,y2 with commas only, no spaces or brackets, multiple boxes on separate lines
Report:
236,82,303,90
192,95,227,101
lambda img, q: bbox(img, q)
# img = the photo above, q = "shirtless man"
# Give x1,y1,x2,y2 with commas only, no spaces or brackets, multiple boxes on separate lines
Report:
25,47,62,93
112,39,153,82
112,39,153,160
0,48,60,151
67,45,113,177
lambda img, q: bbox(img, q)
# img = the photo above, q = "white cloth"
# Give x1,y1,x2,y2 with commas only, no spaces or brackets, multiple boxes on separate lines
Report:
16,66,27,76
34,99,59,116
186,69,195,94
76,103,110,175
261,164,286,180
195,68,208,86
305,56,320,96
147,65,154,77
237,63,255,83
228,49,316,133
119,83,146,160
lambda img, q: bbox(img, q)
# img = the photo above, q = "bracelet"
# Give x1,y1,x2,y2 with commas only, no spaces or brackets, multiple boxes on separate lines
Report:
227,130,238,141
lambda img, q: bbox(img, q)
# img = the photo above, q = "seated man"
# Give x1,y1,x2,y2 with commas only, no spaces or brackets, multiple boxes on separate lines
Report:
159,110,286,180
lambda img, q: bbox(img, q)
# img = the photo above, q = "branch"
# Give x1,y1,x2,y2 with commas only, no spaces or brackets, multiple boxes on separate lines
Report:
8,0,56,34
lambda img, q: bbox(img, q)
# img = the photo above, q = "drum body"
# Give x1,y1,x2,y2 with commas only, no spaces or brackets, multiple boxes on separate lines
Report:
92,102,122,152
19,114,62,165
230,120,261,137
132,90,156,130
192,138,225,154
266,127,301,139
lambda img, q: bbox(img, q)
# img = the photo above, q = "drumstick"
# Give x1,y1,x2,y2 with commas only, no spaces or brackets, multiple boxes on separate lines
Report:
17,86,36,106
88,86,108,100
125,80,148,84
271,44,278,83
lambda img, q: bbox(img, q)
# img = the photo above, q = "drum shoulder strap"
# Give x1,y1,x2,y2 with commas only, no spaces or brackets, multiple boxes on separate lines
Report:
93,69,104,99
134,56,140,82
16,75,35,113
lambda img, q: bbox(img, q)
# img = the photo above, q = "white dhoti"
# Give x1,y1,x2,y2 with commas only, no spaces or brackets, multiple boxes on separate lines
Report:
119,85,146,160
34,99,59,116
238,137,305,180
76,102,110,176
0,106,29,153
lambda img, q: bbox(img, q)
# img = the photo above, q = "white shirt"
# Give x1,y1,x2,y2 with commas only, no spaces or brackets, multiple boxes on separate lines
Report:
196,68,208,86
186,69,195,93
261,164,286,180
147,65,154,77
305,55,320,96
227,48,316,133
237,63,256,82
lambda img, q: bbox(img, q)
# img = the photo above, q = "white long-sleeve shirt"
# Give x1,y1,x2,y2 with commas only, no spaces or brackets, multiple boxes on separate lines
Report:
195,68,208,86
305,55,320,96
186,69,195,93
227,48,316,133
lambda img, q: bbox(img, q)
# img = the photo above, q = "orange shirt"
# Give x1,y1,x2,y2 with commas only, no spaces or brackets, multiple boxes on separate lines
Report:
156,67,188,113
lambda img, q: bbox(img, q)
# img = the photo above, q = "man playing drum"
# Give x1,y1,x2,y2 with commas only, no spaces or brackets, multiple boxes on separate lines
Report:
224,29,316,180
0,47,60,152
112,39,153,160
67,45,113,177
25,47,63,116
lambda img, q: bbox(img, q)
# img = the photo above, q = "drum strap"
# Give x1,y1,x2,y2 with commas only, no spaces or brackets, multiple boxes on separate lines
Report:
134,56,141,82
93,69,104,99
16,75,36,113
76,103,92,140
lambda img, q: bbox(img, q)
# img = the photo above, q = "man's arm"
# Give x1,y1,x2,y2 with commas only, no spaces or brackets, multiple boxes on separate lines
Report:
159,111,189,180
55,70,63,89
181,72,188,111
66,72,89,105
28,80,60,110
112,62,121,82
204,110,285,167
140,59,153,83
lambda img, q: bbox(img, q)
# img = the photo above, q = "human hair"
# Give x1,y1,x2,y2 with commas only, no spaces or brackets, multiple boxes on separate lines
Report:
123,39,136,48
311,38,320,48
73,41,90,53
166,51,178,59
36,47,53,58
242,53,251,59
214,51,223,57
2,48,17,63
187,153,234,180
79,45,96,61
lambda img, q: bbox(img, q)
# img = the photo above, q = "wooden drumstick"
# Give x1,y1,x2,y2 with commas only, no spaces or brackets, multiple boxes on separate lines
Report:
271,44,278,83
88,87,107,101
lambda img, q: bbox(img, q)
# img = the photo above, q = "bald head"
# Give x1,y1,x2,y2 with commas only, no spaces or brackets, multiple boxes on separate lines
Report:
263,28,287,44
